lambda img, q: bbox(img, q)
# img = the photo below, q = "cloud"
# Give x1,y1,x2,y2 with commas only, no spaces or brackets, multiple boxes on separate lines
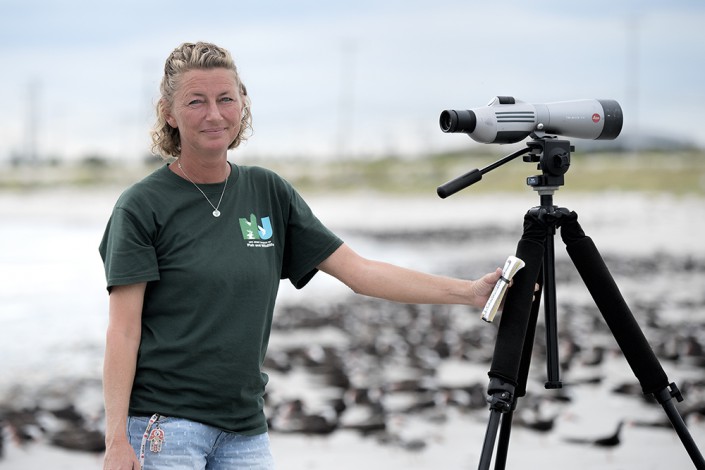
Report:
1,1,703,162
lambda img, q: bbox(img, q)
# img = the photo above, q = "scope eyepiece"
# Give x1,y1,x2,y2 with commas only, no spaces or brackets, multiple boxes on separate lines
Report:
440,109,477,134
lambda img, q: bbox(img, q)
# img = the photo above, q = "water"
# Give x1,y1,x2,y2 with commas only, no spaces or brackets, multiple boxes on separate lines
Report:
1,188,704,469
2,188,704,389
1,217,107,391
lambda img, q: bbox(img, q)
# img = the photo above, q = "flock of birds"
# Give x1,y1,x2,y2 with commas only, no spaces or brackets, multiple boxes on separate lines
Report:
261,295,705,452
1,261,704,460
0,379,105,457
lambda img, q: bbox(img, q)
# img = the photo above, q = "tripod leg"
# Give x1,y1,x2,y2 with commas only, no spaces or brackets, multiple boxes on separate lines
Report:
516,272,544,399
478,411,503,470
560,212,705,469
488,220,545,385
560,213,667,393
493,281,543,470
481,214,545,470
493,409,514,470
657,387,705,469
543,234,562,388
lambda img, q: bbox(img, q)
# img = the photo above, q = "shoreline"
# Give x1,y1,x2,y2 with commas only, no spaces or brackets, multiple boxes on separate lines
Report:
1,189,704,469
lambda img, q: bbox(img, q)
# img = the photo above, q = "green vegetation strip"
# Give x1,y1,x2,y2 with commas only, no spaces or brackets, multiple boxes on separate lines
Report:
1,150,703,195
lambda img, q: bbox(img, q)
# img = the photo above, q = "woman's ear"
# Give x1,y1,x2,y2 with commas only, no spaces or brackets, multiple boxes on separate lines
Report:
161,99,177,128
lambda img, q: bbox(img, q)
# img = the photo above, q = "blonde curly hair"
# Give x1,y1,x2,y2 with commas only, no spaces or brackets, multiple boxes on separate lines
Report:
150,42,253,159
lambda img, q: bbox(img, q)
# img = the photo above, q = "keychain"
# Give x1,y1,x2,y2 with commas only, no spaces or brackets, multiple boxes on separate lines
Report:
148,425,165,453
140,413,165,469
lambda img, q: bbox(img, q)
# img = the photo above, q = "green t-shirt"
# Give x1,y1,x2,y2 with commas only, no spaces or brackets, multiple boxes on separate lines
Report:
99,163,343,434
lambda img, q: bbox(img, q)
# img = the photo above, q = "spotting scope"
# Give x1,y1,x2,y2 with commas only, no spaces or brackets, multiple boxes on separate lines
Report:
440,96,623,144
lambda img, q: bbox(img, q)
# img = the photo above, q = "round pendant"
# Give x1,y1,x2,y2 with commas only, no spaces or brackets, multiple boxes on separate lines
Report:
213,210,221,217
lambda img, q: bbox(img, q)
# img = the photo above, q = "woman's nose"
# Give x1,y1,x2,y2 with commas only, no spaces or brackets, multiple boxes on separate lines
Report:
205,101,222,119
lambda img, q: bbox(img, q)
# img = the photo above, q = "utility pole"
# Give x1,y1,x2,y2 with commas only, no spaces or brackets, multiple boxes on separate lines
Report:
26,79,41,164
336,39,356,159
626,16,640,155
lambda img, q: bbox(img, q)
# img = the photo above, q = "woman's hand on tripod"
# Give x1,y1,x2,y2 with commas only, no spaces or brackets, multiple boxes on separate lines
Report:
470,266,541,314
469,267,504,308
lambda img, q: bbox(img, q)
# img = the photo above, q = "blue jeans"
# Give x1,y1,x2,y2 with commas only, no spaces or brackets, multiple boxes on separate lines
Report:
127,415,275,469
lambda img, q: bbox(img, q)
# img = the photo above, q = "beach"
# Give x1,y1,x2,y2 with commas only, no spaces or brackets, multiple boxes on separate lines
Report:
1,187,704,469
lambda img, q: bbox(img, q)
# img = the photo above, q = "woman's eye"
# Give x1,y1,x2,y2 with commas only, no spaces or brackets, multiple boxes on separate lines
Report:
188,99,204,106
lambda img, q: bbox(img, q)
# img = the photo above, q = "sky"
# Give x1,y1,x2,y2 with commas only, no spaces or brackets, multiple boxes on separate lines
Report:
1,0,704,163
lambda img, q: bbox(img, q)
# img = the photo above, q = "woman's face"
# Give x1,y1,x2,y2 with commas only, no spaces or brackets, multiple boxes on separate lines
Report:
165,68,244,159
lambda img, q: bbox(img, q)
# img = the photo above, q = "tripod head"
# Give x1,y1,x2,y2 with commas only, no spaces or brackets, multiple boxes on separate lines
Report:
436,135,574,199
524,136,574,190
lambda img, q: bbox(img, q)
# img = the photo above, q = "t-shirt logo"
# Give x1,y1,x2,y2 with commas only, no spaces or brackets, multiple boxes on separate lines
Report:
239,214,274,245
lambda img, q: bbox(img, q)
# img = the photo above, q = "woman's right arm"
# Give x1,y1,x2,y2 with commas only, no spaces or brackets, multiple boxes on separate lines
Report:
103,282,146,470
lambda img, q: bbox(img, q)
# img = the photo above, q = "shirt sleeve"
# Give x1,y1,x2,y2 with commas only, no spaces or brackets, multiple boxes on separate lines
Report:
99,205,160,291
280,186,343,289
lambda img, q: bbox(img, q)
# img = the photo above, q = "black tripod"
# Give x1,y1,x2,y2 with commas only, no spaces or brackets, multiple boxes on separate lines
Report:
437,136,705,469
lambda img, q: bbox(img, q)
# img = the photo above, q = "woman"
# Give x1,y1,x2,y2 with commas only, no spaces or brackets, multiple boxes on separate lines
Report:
100,41,503,470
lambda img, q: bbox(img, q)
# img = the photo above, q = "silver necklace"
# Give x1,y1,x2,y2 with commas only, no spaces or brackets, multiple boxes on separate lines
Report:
177,161,229,218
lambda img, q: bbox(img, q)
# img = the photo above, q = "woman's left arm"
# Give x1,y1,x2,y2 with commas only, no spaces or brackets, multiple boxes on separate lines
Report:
317,243,502,308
